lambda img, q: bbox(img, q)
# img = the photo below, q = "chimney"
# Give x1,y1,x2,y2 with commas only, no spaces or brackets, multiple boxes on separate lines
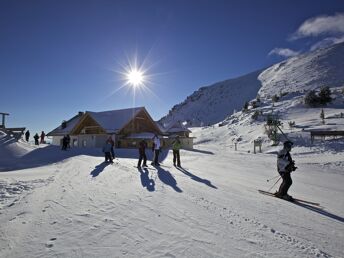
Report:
61,120,67,129
78,111,84,116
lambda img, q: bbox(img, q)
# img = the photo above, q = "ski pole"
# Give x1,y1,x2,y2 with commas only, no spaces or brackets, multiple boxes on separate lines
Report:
267,176,281,192
266,175,280,182
276,124,290,142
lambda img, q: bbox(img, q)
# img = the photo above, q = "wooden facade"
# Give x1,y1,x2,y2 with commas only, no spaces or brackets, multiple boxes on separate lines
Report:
48,107,194,149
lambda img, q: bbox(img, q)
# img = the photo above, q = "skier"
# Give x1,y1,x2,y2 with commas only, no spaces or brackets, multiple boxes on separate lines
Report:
274,140,297,201
25,130,30,142
61,136,67,150
150,140,155,165
102,139,114,163
65,134,71,149
40,131,46,144
108,136,115,159
152,134,161,166
137,139,148,168
33,133,39,145
172,136,182,167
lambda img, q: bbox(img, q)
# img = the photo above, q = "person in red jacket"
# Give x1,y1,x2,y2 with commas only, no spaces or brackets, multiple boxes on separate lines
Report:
40,131,46,144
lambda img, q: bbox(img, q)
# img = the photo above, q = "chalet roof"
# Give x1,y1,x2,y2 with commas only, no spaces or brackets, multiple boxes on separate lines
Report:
86,107,144,134
164,121,191,133
47,107,157,136
46,113,83,136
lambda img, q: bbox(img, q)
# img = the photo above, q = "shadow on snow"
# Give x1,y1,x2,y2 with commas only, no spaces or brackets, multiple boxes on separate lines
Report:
0,144,168,172
176,166,217,189
156,165,182,193
90,162,112,177
293,202,344,224
138,167,155,192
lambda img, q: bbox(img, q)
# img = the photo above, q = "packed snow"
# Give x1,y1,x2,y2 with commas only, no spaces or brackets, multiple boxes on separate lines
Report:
1,42,344,258
1,107,343,257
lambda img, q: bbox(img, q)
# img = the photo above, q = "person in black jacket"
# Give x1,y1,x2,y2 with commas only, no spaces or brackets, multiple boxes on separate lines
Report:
25,130,30,142
33,133,39,145
274,141,297,201
137,139,148,168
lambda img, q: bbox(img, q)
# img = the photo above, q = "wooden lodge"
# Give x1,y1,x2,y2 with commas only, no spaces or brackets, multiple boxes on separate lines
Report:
47,107,194,149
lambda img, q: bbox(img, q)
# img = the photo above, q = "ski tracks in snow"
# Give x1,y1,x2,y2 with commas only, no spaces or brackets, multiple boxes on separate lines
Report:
187,193,332,258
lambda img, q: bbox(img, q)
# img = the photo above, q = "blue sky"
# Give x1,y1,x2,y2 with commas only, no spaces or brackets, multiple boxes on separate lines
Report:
1,0,344,135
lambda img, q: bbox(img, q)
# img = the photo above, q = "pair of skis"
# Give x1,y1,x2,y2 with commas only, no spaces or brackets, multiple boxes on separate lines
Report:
258,190,320,207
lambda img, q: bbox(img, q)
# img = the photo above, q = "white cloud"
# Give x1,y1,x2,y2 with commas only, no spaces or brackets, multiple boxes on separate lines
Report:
310,36,344,51
268,48,300,58
291,13,344,40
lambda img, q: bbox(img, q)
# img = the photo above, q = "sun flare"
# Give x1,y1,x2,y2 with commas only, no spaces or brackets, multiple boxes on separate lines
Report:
127,69,144,87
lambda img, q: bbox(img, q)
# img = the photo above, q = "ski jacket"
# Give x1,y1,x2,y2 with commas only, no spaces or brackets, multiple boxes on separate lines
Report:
172,140,181,150
277,149,293,173
139,140,147,154
102,142,112,153
153,137,161,150
108,138,115,147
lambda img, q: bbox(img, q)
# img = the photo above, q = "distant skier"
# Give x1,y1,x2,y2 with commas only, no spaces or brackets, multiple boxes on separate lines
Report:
152,134,161,166
33,133,39,145
108,136,115,159
150,141,155,165
40,131,46,144
25,130,30,142
66,134,71,149
274,141,297,201
62,136,67,150
172,136,182,167
102,139,114,163
137,139,148,168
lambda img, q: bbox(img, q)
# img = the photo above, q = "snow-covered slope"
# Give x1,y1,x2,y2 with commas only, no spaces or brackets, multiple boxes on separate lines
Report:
1,126,343,257
160,42,344,127
258,42,344,98
160,69,263,127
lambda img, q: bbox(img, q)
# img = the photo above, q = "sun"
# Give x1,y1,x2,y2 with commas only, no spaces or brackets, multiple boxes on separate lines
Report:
127,69,144,87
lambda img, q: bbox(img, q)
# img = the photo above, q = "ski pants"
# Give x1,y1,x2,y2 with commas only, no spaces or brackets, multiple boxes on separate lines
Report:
153,149,160,165
278,172,292,196
138,152,147,167
104,152,113,162
173,150,181,166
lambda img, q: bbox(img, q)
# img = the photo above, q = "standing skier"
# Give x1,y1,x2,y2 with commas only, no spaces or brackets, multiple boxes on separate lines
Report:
33,133,39,145
152,134,161,166
25,130,30,142
40,131,46,144
108,136,115,159
274,141,297,201
172,136,182,167
102,139,114,163
137,139,148,168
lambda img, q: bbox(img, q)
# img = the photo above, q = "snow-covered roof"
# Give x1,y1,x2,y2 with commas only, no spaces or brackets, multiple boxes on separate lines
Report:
47,107,154,136
164,121,191,133
47,114,83,136
86,107,144,134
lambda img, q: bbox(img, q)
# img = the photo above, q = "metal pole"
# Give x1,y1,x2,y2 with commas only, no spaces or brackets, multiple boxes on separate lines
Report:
267,176,281,192
266,175,280,182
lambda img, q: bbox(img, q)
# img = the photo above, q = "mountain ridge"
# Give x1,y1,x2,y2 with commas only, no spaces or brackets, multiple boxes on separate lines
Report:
159,42,344,127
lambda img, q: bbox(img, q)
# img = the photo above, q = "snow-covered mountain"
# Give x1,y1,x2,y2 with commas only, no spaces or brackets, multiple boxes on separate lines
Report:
159,42,344,127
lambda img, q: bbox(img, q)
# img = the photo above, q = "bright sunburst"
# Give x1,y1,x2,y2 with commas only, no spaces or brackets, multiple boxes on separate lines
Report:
105,52,163,107
127,69,144,87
